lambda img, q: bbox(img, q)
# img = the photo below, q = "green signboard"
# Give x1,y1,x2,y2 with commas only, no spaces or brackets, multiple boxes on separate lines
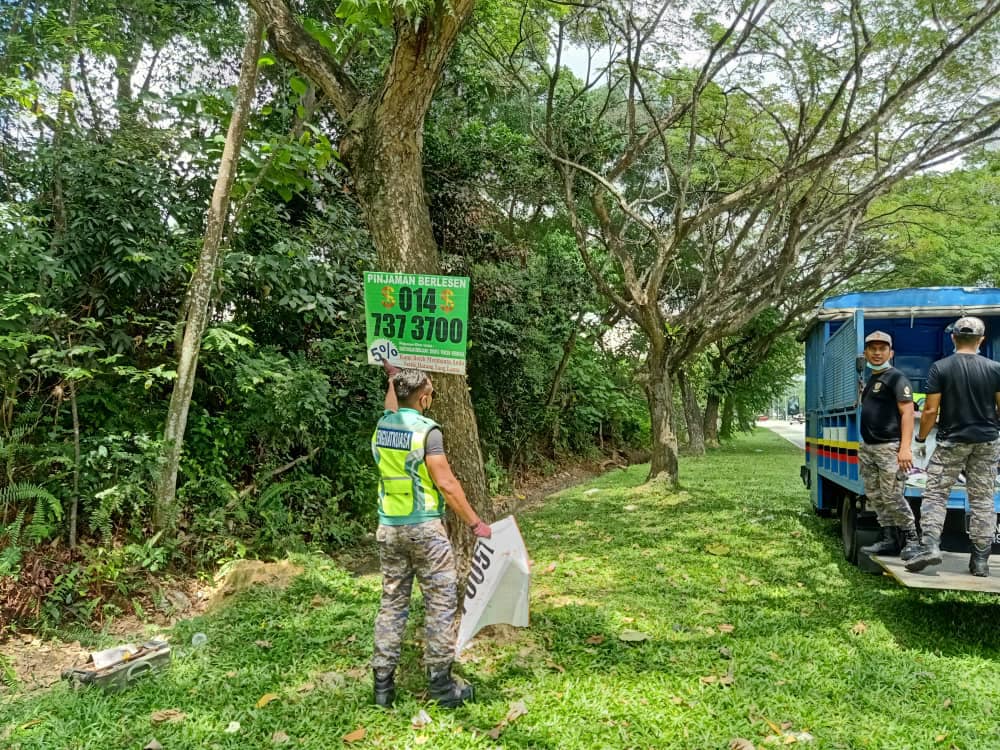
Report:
363,271,470,375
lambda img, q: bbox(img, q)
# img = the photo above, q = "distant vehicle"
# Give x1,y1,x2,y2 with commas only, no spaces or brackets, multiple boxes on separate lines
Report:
791,414,806,424
757,415,769,421
800,287,1000,592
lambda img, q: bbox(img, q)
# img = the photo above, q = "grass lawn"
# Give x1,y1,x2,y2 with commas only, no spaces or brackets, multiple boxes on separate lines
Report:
4,429,1000,749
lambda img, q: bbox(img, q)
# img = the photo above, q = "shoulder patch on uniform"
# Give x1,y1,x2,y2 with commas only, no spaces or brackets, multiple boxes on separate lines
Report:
375,427,412,451
873,382,883,392
903,386,911,396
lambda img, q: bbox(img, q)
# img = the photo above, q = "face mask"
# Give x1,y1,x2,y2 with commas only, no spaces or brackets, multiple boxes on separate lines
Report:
869,361,891,372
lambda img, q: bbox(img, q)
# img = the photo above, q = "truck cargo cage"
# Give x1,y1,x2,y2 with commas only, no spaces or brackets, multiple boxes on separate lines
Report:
801,287,1000,592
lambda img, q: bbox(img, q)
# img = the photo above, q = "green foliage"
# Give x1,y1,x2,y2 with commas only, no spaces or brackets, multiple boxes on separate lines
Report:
866,152,1000,288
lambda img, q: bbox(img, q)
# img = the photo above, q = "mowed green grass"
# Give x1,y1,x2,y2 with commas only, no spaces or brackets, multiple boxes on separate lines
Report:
4,429,1000,749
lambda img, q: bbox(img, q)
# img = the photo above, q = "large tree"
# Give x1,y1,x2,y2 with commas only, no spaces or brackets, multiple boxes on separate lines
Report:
485,0,1000,483
246,0,491,560
155,13,265,532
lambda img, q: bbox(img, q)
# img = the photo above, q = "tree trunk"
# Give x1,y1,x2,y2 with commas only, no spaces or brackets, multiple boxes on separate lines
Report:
645,350,679,484
153,14,263,533
347,107,491,574
68,380,81,549
720,396,735,440
678,369,705,456
703,393,721,448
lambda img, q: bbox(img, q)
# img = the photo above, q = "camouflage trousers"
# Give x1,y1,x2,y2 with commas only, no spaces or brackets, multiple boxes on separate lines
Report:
371,519,458,673
920,439,1000,548
859,441,916,530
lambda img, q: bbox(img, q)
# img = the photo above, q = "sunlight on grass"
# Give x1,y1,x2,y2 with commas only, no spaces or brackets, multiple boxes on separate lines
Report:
4,430,1000,749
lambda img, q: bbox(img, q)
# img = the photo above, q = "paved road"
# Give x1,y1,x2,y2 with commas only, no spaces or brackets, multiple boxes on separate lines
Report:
760,419,805,449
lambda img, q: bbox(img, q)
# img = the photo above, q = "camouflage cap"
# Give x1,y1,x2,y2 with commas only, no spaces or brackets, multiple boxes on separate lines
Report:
864,330,892,346
951,316,986,336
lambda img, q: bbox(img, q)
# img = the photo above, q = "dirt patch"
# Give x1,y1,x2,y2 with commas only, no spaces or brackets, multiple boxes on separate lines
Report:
0,635,90,694
205,559,305,611
493,460,608,516
0,561,304,695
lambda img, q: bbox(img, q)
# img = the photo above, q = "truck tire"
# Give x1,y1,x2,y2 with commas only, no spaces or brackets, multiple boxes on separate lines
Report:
840,494,859,563
840,493,882,572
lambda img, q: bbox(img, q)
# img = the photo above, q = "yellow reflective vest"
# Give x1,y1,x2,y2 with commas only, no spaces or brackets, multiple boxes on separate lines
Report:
371,408,445,525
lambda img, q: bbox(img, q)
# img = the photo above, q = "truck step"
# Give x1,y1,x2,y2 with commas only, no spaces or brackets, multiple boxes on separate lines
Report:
870,552,1000,594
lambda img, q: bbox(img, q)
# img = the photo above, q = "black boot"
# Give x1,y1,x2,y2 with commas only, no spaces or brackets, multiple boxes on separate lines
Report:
904,538,942,572
899,528,921,562
969,544,991,577
860,526,901,556
428,664,473,708
373,668,395,707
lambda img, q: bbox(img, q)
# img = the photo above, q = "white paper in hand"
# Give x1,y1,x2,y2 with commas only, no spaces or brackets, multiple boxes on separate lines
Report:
456,516,530,655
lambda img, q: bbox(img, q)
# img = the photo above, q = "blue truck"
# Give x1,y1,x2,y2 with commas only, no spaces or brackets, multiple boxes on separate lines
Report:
801,287,1000,589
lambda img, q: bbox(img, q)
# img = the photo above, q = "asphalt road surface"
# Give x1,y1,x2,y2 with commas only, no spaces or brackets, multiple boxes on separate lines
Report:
759,418,805,450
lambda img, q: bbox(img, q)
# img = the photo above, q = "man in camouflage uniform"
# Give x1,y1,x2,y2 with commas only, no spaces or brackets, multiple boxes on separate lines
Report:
906,317,1000,576
856,331,920,560
371,365,491,708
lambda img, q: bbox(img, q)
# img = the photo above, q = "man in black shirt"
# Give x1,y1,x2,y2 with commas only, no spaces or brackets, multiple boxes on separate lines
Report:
906,317,1000,576
857,331,920,559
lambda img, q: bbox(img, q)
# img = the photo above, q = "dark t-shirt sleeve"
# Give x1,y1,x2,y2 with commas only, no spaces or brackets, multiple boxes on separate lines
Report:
892,372,913,403
925,362,941,394
425,427,445,456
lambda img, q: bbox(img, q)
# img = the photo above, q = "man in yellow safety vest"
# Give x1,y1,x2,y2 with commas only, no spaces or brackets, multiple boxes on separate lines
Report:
371,365,491,708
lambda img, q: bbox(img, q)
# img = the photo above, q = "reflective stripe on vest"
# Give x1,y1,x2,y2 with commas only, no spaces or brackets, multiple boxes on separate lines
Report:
371,409,444,525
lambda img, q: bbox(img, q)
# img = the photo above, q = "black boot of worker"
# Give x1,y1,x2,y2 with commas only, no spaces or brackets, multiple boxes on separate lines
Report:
373,669,396,707
860,526,901,556
969,544,991,577
899,528,921,562
428,664,473,708
904,538,942,572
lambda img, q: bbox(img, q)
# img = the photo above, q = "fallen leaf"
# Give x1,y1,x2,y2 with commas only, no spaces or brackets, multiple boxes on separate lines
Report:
705,544,730,556
18,719,43,730
719,647,733,659
621,616,635,623
272,730,291,744
543,563,557,574
700,675,717,684
505,700,528,723
781,722,793,730
768,651,783,661
150,709,186,724
486,700,528,740
256,692,280,709
255,640,272,649
414,736,428,745
670,695,684,704
935,735,947,743
730,740,756,750
411,709,433,729
545,660,565,673
297,682,316,694
316,671,346,689
144,741,163,750
942,698,952,708
850,621,868,635
225,721,241,734
310,594,327,608
618,630,649,642
624,504,638,511
344,726,366,743
718,623,735,633
225,670,239,678
718,675,735,686
585,635,605,645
